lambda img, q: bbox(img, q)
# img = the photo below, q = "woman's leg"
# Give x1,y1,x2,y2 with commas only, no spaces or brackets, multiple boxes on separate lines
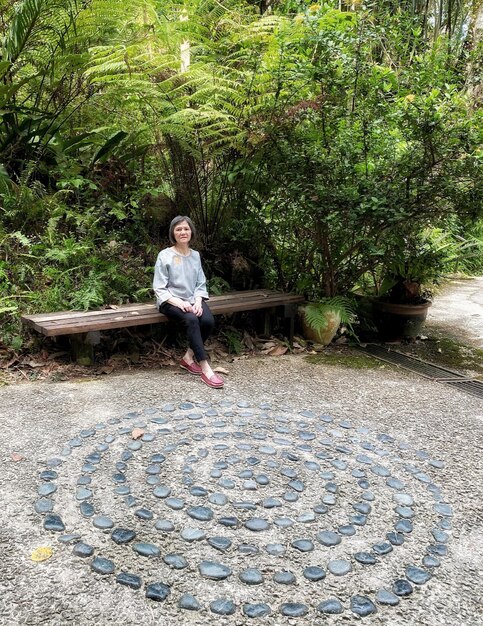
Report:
160,303,211,362
160,302,222,386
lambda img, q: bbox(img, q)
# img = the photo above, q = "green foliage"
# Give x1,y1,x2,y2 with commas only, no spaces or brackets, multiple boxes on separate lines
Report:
207,276,232,295
221,326,244,354
303,297,355,331
0,0,482,354
356,226,483,302
303,297,356,340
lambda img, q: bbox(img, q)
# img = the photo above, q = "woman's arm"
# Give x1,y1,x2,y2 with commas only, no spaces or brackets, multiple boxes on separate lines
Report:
153,252,173,305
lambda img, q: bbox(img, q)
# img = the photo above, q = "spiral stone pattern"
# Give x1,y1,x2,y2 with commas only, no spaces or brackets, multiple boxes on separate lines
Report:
35,400,452,619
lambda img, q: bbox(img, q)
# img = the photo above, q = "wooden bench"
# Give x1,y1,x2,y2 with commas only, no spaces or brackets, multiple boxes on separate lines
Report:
21,289,305,361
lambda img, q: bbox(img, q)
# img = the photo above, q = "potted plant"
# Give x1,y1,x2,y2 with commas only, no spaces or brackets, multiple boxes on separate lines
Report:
366,231,458,340
299,296,355,345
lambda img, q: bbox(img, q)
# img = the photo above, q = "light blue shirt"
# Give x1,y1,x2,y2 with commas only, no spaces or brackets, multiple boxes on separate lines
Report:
153,247,209,307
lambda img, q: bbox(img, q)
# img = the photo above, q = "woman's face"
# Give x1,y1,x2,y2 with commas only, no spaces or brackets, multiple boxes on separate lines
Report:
173,220,192,245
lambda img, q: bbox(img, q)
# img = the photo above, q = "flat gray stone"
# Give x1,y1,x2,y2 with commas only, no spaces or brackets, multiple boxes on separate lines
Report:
209,493,228,506
351,595,377,616
265,543,285,556
291,539,314,552
328,559,352,576
165,497,185,510
245,518,270,532
155,520,175,532
355,551,377,565
146,582,170,602
163,554,187,569
317,531,341,547
434,503,453,517
93,516,114,530
91,556,114,574
35,498,53,514
179,593,201,610
44,514,65,532
303,566,326,581
199,561,232,580
273,571,296,585
187,506,214,521
376,589,400,606
393,579,413,596
38,483,56,497
135,508,153,520
243,603,271,618
208,536,232,551
73,542,94,557
373,542,393,555
210,599,236,615
406,565,431,584
111,528,136,544
80,502,95,517
280,603,308,617
239,568,264,585
116,572,142,589
318,599,344,614
133,542,160,557
153,486,171,498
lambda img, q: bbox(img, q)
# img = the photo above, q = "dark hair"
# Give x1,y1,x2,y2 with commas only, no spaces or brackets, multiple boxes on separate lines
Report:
168,215,196,244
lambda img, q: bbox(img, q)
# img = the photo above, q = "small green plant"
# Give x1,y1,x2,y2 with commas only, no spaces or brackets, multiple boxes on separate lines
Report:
221,327,244,354
208,276,232,296
303,297,356,334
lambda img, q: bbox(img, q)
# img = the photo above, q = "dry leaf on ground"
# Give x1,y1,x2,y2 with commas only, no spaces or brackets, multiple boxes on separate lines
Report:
131,428,144,439
11,453,25,462
214,367,229,375
31,547,53,562
268,345,288,356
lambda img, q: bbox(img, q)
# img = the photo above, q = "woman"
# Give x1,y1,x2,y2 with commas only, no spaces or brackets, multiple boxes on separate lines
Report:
153,215,224,389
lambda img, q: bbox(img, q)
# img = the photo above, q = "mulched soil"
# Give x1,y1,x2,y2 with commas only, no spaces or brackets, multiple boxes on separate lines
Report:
2,320,481,385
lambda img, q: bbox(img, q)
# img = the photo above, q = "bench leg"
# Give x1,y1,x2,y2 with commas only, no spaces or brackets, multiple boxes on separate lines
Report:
284,303,298,347
69,332,101,365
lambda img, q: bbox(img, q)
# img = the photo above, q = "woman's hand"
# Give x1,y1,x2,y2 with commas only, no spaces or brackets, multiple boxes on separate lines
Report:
192,297,203,317
168,297,193,312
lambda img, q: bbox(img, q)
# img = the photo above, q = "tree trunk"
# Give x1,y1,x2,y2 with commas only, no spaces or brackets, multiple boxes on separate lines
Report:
468,0,483,104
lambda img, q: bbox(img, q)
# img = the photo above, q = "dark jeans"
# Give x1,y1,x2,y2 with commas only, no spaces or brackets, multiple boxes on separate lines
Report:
160,301,215,362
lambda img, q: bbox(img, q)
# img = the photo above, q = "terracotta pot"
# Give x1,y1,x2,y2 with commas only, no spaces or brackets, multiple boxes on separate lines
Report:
299,305,341,345
373,299,431,340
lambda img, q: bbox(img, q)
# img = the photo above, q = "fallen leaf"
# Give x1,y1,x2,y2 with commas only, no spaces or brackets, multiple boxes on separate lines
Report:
131,428,144,439
21,360,47,368
261,341,277,349
31,547,53,562
268,345,288,356
214,367,229,375
11,453,25,462
243,331,256,350
99,366,114,375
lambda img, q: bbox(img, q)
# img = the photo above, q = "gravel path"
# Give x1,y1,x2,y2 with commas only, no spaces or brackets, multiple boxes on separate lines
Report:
427,276,483,347
0,280,482,626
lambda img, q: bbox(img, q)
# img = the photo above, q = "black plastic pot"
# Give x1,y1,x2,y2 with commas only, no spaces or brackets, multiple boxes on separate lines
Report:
373,299,432,340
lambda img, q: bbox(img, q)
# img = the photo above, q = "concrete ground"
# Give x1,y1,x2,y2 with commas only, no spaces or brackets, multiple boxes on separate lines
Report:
0,279,482,626
428,276,483,348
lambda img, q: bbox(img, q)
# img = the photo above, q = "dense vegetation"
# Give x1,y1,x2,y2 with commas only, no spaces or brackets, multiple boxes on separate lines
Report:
1,0,482,350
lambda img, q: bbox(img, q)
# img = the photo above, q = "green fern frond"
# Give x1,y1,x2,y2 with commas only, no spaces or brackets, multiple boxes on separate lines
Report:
304,297,356,332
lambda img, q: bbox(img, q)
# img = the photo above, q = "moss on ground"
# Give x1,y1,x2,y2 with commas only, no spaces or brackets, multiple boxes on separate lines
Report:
305,333,483,380
305,348,388,370
395,332,483,378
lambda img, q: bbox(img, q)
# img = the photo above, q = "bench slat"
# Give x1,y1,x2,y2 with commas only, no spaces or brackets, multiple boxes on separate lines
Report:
21,291,304,337
23,290,276,324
